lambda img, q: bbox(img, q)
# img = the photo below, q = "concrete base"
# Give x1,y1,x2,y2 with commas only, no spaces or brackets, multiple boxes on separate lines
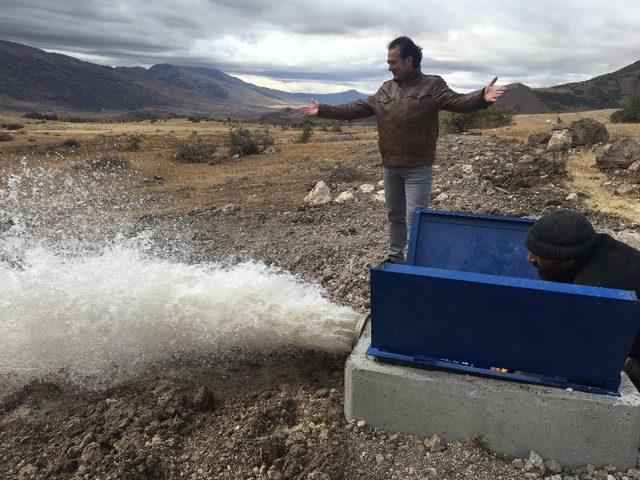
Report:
345,325,640,469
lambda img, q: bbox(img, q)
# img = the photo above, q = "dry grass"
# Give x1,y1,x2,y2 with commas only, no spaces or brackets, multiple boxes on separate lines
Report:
485,109,640,224
2,110,637,223
485,109,640,143
0,114,378,216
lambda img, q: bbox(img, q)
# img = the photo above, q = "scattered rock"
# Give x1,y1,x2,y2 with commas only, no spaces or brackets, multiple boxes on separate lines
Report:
511,458,524,469
568,118,609,146
304,181,331,205
425,467,438,476
544,459,563,474
424,434,445,452
219,203,240,214
192,386,215,411
565,193,579,202
335,191,355,203
461,164,473,174
547,130,572,152
86,155,130,172
373,190,386,202
615,231,640,251
528,132,552,147
615,184,634,195
524,451,545,476
376,180,384,188
319,134,350,142
596,137,640,170
435,192,449,202
359,183,375,193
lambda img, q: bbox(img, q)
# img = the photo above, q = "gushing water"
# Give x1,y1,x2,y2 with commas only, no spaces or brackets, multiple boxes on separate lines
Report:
0,156,357,388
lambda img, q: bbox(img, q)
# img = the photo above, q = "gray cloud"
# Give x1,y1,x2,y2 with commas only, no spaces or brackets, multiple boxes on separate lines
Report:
0,0,639,93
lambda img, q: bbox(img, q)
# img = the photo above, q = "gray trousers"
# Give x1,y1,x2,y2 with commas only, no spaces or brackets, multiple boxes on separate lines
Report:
383,165,433,262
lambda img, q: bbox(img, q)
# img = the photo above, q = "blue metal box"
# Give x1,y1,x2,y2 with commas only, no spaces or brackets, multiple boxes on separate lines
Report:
368,210,640,395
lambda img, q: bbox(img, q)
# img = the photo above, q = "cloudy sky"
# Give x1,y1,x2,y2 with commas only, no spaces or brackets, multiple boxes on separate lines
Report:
2,0,640,94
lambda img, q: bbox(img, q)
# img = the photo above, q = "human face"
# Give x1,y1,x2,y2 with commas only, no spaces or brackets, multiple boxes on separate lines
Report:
387,46,414,81
527,252,576,282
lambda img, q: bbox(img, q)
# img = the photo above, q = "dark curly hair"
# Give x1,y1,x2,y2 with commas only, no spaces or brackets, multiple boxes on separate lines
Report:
388,36,423,68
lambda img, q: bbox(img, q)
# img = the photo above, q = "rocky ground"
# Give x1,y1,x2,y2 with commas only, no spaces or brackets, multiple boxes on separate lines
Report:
1,127,640,480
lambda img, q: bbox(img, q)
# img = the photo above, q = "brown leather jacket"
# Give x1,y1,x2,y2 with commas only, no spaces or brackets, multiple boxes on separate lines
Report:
317,69,489,167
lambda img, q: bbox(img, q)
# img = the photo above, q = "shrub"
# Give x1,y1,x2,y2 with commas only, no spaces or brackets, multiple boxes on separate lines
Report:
440,107,513,134
124,135,141,152
2,123,24,130
62,138,81,148
24,111,58,120
174,138,217,163
296,118,313,143
611,91,640,123
229,124,274,156
329,121,342,132
473,107,514,129
0,132,13,142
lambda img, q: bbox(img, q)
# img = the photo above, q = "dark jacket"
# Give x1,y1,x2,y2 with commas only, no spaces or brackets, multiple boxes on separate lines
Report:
566,234,640,359
317,68,490,167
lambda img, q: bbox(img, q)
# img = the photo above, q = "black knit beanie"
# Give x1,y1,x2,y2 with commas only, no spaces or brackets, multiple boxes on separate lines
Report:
525,210,597,260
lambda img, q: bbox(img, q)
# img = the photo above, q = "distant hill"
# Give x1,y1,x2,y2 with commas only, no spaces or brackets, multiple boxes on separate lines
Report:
497,60,640,113
2,39,638,117
0,40,368,118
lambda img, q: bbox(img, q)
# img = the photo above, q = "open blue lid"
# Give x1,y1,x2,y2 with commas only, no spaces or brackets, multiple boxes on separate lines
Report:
407,209,538,279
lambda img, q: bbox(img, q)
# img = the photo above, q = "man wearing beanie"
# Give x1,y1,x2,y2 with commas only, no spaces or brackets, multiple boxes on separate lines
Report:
525,209,640,387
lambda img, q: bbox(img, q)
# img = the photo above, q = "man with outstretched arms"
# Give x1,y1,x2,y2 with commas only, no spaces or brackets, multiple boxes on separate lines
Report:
301,36,506,263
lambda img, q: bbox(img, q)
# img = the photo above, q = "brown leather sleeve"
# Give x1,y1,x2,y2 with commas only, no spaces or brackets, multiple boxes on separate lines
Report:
432,77,490,112
317,95,376,120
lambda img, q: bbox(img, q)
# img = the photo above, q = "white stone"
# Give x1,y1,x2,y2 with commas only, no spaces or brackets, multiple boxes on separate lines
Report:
335,190,355,203
565,193,579,202
462,164,473,174
524,451,546,475
373,190,386,202
304,181,331,205
548,130,572,151
615,231,640,251
435,193,450,202
616,184,634,195
377,180,384,188
359,183,375,193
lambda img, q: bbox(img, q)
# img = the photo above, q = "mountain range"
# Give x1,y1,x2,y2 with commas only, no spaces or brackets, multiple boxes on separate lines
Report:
1,39,639,118
0,40,366,118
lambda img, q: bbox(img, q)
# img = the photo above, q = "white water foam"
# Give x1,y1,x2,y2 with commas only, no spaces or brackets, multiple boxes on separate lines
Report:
0,156,358,389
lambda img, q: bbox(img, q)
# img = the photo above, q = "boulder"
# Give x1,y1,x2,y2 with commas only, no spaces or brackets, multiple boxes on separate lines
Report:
373,190,386,202
304,181,331,205
335,190,355,203
547,130,572,151
596,137,640,170
528,132,552,147
568,118,609,146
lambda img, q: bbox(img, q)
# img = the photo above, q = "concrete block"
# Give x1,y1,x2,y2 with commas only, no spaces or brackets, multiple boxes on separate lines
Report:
345,325,640,469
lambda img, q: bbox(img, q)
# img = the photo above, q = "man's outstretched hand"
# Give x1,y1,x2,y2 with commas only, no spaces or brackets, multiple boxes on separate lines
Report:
484,77,506,103
299,98,319,116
